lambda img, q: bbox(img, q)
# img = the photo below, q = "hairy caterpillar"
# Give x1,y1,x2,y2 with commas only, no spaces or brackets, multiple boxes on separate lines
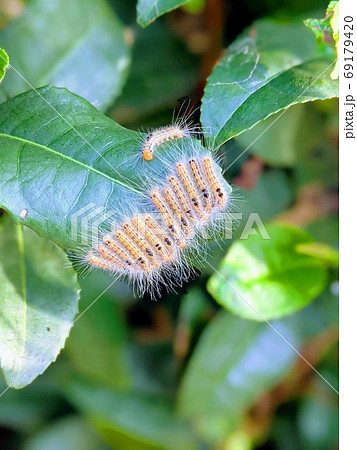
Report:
142,125,191,161
141,101,200,161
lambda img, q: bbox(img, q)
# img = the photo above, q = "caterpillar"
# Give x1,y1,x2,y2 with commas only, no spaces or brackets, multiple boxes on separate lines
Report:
141,99,200,162
142,125,191,161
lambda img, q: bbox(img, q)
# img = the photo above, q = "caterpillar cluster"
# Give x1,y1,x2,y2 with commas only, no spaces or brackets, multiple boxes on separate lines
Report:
82,123,232,296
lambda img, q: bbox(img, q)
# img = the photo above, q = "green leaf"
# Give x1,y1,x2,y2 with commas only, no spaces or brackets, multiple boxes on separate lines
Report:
0,86,143,249
0,47,9,83
178,312,299,441
234,104,305,167
178,304,335,443
200,16,339,146
329,1,339,80
207,224,328,321
235,100,338,170
24,416,106,450
305,1,339,80
0,0,130,110
0,86,223,254
137,0,190,27
68,382,198,450
0,216,80,388
295,242,339,267
181,0,205,14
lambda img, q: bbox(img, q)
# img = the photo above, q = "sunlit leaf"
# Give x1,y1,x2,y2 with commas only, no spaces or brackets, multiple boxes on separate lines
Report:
295,242,339,267
0,87,143,249
207,224,328,320
0,216,80,388
304,1,339,79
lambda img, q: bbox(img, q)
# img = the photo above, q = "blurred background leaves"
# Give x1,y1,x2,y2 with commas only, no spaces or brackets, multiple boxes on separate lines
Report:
0,0,131,109
0,0,338,449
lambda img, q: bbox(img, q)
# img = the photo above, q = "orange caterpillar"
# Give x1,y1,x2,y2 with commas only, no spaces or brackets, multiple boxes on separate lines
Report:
142,126,190,161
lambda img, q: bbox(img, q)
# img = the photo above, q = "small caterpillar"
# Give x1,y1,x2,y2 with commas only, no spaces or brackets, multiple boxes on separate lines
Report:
188,158,212,212
176,162,208,222
114,228,151,272
122,220,160,267
85,151,231,297
150,189,186,248
132,215,175,262
142,125,191,161
202,156,227,209
163,186,194,237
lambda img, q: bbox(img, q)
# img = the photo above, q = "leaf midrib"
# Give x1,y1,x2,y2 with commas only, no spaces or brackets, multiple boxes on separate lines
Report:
0,133,142,195
15,224,27,362
230,258,325,286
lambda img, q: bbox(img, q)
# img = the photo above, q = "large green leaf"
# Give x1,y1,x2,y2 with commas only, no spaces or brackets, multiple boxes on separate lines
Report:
67,382,198,450
0,216,80,388
0,47,9,83
0,0,130,110
178,304,336,443
0,86,222,253
207,224,328,321
137,0,190,27
200,16,339,146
